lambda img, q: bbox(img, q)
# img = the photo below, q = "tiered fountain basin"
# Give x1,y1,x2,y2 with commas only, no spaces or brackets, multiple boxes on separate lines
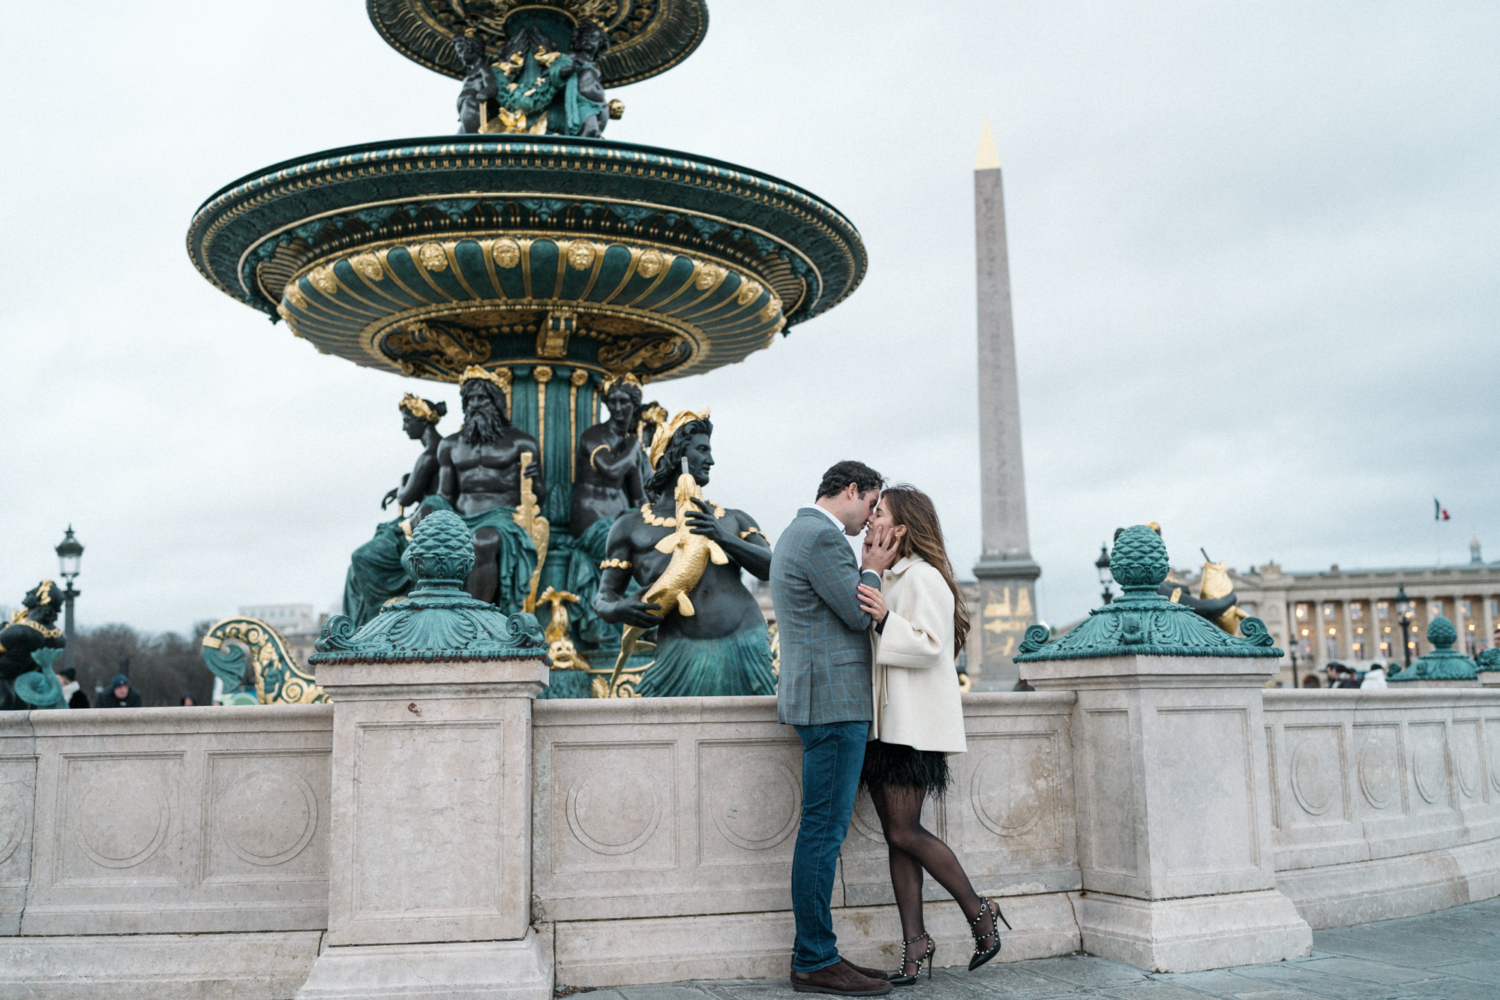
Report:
187,135,865,382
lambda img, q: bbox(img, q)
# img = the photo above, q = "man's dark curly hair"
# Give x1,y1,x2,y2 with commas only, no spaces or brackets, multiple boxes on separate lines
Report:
816,460,884,500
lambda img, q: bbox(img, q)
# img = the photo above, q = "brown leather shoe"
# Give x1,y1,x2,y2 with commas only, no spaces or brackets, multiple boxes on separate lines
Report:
840,958,892,982
791,959,893,995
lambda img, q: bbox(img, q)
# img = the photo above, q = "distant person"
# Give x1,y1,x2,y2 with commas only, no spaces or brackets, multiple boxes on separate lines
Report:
1301,675,1321,688
1361,665,1388,689
180,694,198,706
855,485,1008,980
1336,667,1361,689
98,675,142,708
56,667,89,709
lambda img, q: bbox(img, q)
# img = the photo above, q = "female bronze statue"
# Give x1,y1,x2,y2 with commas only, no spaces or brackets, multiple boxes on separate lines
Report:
341,394,447,627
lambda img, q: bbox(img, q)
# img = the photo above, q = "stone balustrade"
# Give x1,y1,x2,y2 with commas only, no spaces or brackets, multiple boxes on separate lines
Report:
3,688,1500,997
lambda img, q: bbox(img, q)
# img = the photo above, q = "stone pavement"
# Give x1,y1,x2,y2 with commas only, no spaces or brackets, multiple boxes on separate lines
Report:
565,897,1500,1000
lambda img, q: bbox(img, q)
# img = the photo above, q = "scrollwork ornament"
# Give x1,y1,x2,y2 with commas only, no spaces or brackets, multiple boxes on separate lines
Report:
1017,624,1052,655
1239,617,1275,646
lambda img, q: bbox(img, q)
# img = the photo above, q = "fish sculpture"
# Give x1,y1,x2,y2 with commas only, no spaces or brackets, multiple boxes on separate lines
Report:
608,467,728,687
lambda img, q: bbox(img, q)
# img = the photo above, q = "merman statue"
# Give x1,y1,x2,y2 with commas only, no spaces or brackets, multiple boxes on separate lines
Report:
341,394,447,627
1,581,65,711
1117,524,1245,635
427,366,545,615
594,409,777,696
565,373,648,646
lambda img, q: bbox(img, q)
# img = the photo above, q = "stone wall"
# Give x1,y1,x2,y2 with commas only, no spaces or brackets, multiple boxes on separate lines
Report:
1264,689,1500,928
4,689,1500,995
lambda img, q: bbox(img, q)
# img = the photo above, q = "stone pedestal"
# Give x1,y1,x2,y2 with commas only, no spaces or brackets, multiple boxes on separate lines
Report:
297,657,550,999
1021,652,1312,972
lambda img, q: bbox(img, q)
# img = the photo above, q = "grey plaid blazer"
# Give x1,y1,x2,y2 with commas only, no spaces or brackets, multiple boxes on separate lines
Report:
772,507,880,726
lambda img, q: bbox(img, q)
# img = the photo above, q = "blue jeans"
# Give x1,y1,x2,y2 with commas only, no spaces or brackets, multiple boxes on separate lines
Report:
791,720,869,973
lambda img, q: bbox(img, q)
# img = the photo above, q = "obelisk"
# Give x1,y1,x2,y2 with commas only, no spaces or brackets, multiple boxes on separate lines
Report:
971,119,1040,691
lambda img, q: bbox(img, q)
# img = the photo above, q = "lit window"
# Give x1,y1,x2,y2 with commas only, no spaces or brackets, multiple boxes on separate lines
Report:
1296,604,1309,620
1327,627,1337,635
1353,640,1365,658
1461,600,1472,617
1301,628,1310,637
1377,603,1389,620
1356,627,1364,634
1323,603,1335,620
1380,640,1391,655
1352,604,1365,622
1430,601,1444,620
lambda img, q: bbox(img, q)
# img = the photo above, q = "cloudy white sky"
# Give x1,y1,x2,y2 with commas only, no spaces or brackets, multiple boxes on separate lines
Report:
2,2,1496,634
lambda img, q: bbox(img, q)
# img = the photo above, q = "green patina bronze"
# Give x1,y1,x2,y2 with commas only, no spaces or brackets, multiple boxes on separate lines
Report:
311,509,547,664
1388,616,1478,682
1014,525,1283,662
189,0,863,697
1478,647,1500,673
368,0,707,88
186,136,863,385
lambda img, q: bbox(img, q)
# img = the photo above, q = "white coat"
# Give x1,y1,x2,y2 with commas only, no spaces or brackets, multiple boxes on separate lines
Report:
869,554,967,755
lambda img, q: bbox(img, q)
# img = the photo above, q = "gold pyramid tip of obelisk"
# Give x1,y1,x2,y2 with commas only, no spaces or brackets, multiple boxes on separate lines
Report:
975,117,1001,171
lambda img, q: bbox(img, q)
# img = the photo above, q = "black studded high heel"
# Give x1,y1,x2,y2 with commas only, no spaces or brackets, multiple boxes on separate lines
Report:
967,898,1010,972
887,931,935,985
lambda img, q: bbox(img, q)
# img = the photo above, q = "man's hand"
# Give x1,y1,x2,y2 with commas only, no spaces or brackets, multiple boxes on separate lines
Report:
857,583,888,622
684,498,727,542
861,524,900,574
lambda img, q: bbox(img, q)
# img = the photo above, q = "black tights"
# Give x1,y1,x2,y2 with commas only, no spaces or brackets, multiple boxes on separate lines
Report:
869,783,995,971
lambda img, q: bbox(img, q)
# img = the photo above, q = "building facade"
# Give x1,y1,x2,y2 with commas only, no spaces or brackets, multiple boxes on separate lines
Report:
1180,540,1499,686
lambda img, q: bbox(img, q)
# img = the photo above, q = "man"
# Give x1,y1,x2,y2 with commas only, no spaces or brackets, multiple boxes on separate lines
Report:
429,366,545,613
772,460,899,996
99,675,142,708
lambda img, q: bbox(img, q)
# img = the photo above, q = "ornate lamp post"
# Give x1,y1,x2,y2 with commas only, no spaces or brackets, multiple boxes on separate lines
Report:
1394,583,1414,669
54,526,83,678
1095,543,1114,606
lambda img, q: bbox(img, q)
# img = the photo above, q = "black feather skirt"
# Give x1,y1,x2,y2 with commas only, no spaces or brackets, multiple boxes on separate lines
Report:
860,739,951,798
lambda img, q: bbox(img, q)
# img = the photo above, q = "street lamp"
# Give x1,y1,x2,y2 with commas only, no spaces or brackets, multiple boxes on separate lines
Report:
54,526,83,678
1394,583,1413,669
1095,543,1113,606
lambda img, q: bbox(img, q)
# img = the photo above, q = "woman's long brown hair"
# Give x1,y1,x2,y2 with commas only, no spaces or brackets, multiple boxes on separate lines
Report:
881,485,970,655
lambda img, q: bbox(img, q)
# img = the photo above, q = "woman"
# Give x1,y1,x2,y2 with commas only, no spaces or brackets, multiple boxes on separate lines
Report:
855,486,1007,982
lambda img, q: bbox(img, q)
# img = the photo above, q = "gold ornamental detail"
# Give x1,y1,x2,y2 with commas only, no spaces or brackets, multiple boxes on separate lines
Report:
493,238,522,268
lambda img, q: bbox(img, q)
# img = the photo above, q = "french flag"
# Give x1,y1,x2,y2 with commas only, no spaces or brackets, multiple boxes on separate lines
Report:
1434,498,1451,521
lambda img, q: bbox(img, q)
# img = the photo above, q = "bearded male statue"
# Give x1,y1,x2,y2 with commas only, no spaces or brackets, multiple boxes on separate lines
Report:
426,366,545,614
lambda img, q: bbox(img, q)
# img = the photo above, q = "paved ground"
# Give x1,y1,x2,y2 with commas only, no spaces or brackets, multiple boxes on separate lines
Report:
571,897,1500,1000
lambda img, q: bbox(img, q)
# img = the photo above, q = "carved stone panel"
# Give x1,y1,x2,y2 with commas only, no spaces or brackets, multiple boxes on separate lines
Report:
1352,725,1404,814
0,756,35,884
1487,717,1500,796
1407,723,1451,811
1450,720,1482,804
698,740,801,866
57,753,183,884
963,732,1062,853
1083,709,1137,878
351,722,504,922
1282,725,1345,825
204,750,330,883
551,742,674,874
1156,708,1259,876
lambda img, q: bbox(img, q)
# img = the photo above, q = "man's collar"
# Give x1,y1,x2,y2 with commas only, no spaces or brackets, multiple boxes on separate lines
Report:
807,503,845,533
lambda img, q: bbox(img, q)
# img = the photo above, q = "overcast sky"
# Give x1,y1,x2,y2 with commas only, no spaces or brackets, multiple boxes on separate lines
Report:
2,2,1497,634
